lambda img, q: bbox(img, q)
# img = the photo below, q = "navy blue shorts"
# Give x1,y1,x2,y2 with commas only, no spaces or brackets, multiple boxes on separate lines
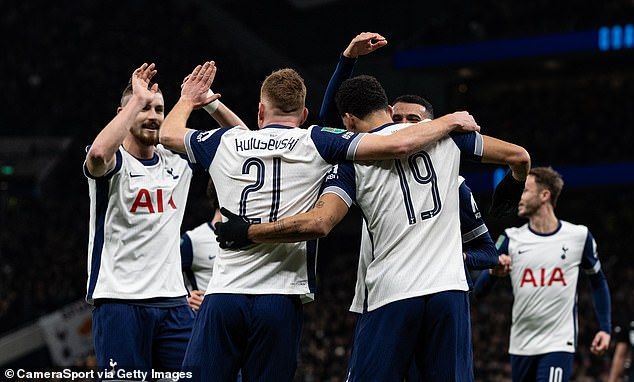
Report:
182,294,303,382
92,302,194,379
510,352,573,382
347,290,473,382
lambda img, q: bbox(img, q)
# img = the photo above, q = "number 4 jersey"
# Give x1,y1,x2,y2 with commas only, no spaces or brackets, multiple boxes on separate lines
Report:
185,124,366,300
322,122,483,312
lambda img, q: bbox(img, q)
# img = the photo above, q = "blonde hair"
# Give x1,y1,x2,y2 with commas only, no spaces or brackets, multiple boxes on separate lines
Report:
260,68,306,114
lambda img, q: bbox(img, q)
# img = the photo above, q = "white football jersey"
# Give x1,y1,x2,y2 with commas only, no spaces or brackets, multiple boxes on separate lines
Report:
181,221,218,292
185,124,365,300
500,220,602,355
84,145,193,303
322,123,483,312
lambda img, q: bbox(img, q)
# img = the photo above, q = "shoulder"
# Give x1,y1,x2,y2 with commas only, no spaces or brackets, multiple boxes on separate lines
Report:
505,223,529,238
559,220,590,237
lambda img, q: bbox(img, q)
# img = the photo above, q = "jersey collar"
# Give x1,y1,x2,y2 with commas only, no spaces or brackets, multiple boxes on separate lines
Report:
261,124,295,130
369,122,398,133
528,220,562,236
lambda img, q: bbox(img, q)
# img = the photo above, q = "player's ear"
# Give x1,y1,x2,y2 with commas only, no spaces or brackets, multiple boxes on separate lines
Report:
257,102,265,128
300,107,308,125
116,106,123,114
388,105,394,119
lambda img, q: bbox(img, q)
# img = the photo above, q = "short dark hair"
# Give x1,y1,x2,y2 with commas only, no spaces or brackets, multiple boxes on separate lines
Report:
392,94,435,119
206,178,219,211
335,75,389,119
120,79,161,107
530,166,564,207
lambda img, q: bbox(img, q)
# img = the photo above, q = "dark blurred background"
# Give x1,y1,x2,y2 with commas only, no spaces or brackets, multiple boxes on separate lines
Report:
1,1,634,380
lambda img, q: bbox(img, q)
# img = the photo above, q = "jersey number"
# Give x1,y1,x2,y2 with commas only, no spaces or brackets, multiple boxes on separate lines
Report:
239,157,281,223
395,151,441,225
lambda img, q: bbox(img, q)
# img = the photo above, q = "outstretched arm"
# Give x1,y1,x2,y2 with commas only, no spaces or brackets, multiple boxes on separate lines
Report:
86,63,158,177
160,61,221,153
180,74,246,128
215,193,350,249
320,32,388,126
354,111,480,160
481,135,531,181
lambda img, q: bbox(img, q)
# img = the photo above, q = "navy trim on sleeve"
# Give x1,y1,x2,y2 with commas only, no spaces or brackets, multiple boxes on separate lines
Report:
322,161,356,203
83,148,123,180
319,54,357,127
588,270,612,333
185,127,231,169
450,131,483,162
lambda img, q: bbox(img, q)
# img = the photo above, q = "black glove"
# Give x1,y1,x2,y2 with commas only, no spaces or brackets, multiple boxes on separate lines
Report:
489,172,525,218
214,208,254,249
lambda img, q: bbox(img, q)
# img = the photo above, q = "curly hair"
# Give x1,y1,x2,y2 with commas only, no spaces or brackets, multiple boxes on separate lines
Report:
335,75,389,119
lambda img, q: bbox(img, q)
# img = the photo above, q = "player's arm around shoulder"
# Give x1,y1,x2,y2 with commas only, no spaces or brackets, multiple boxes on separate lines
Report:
250,193,350,243
354,111,480,160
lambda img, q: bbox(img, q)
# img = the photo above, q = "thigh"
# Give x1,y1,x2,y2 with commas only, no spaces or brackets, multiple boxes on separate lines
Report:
347,297,425,382
511,354,537,382
153,305,196,371
182,294,247,382
242,295,303,382
417,290,473,382
535,352,573,382
92,303,154,376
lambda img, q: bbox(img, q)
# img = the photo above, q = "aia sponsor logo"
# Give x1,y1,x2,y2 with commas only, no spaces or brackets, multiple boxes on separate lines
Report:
130,188,177,213
519,267,566,287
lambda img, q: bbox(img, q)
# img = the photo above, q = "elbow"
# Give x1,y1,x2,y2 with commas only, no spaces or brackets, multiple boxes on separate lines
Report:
508,147,531,179
311,219,334,238
86,147,109,168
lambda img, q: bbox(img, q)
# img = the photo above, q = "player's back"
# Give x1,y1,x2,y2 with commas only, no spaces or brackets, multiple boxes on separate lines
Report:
347,123,477,312
186,124,362,299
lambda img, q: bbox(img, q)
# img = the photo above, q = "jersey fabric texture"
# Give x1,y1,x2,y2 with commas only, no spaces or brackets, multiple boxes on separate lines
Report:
85,145,193,303
499,221,602,355
184,124,365,300
321,123,483,313
181,221,218,291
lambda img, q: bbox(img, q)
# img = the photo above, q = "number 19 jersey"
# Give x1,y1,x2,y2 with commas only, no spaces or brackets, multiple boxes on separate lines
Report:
184,124,365,300
323,123,483,312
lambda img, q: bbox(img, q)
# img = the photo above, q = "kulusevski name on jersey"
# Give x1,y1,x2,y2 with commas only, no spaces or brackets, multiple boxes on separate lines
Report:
234,136,300,152
183,124,365,300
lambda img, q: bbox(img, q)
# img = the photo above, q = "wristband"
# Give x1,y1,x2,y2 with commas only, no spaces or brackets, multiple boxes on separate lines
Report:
203,89,220,114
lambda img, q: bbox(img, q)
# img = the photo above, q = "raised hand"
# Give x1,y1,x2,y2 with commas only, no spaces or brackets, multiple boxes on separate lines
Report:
180,61,221,109
131,63,159,105
343,32,388,58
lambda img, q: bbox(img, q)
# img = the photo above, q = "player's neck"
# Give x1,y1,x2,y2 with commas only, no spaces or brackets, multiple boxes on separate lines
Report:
122,136,155,160
528,207,558,234
357,113,393,133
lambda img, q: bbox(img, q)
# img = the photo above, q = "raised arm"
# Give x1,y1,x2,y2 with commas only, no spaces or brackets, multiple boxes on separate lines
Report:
85,63,158,177
215,193,350,249
159,61,221,153
354,111,480,160
320,32,387,126
180,74,246,128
